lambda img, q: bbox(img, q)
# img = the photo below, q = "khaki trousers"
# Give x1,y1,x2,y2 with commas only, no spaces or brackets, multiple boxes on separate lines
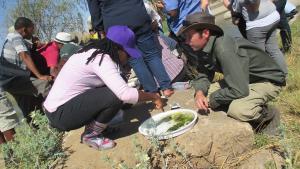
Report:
208,81,282,122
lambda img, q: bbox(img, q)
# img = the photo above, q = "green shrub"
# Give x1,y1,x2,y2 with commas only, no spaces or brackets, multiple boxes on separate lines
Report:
1,111,64,169
275,16,300,169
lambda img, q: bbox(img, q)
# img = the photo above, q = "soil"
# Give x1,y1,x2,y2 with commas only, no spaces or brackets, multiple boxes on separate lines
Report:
60,90,197,169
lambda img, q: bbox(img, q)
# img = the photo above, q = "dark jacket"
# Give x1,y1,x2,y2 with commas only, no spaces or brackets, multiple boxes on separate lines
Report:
87,0,151,32
192,35,286,109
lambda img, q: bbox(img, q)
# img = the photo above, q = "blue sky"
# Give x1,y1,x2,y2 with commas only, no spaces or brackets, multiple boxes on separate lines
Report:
0,0,90,51
0,0,17,50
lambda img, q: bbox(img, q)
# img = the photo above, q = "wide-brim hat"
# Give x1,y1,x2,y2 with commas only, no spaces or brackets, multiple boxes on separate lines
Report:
106,25,142,59
54,32,72,44
178,12,223,37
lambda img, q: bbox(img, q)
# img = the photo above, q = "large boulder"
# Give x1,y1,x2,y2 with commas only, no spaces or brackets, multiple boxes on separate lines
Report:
61,89,255,168
173,111,254,168
237,149,285,169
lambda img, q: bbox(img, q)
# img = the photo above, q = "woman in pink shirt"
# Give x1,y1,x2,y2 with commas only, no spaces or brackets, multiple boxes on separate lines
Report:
43,26,163,150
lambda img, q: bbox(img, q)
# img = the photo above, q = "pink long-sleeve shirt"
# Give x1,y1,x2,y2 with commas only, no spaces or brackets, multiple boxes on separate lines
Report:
43,49,139,112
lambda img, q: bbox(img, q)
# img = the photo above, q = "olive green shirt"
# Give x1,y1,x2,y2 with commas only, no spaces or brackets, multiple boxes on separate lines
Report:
192,35,286,109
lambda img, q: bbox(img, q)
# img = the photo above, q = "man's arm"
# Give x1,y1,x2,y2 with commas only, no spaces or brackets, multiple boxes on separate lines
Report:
208,38,250,109
19,52,52,81
192,63,215,111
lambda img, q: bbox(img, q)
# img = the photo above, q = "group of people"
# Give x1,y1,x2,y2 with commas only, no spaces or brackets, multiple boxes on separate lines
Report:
0,0,295,151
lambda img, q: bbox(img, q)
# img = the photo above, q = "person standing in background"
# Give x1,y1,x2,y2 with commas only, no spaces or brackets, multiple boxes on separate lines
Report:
86,0,174,97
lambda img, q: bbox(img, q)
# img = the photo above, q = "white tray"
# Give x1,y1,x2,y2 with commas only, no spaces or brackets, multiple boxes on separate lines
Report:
138,109,198,140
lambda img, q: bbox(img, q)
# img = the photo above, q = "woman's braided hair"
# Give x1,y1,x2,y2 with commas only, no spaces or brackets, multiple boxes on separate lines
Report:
77,38,122,67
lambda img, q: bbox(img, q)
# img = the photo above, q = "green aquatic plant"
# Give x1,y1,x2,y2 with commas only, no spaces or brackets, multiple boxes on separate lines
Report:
167,113,194,132
154,112,194,133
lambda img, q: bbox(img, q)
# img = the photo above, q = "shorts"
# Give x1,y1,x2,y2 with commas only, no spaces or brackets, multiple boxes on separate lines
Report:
0,90,19,132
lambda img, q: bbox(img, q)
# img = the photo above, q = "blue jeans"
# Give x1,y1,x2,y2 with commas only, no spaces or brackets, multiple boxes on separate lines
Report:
159,33,177,51
129,24,171,92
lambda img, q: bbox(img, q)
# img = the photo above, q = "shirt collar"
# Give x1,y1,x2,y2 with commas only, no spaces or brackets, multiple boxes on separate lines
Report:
202,36,217,54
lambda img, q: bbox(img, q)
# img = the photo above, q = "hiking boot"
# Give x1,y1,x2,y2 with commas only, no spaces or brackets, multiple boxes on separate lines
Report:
81,134,116,150
250,105,280,135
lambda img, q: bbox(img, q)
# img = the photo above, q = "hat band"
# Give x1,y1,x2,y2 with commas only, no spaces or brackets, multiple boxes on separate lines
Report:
55,38,70,44
182,20,194,27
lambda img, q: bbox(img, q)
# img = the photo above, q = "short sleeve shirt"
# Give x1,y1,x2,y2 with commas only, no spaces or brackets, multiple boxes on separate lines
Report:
164,0,201,34
38,42,60,68
2,32,28,70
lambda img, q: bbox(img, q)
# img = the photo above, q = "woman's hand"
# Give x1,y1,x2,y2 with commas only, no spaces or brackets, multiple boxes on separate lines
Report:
138,91,165,111
153,95,164,111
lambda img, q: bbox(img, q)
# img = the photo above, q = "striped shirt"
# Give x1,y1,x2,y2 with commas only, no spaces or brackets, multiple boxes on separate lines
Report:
3,32,28,70
158,36,184,81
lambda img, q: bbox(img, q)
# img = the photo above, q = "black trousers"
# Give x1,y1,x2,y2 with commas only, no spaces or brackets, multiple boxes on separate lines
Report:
275,0,292,51
45,87,123,131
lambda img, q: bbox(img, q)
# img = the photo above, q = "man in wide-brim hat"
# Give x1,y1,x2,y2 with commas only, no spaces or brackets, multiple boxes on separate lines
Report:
179,12,286,134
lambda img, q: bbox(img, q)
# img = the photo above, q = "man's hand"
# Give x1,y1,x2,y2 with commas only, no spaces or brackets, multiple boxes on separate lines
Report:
38,75,52,81
195,90,209,111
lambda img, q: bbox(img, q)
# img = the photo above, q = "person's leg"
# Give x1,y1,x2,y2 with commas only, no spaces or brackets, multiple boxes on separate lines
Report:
0,89,18,144
2,129,15,142
128,56,158,92
0,132,6,144
206,80,230,112
46,87,123,131
135,24,173,94
11,95,43,123
265,26,288,75
45,87,122,150
6,77,50,122
280,28,292,52
237,16,247,39
159,34,177,51
275,0,291,52
86,0,104,32
279,16,292,52
227,82,281,122
5,77,51,98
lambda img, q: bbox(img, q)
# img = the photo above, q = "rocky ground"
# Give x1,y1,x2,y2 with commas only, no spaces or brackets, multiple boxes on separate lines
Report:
59,89,284,169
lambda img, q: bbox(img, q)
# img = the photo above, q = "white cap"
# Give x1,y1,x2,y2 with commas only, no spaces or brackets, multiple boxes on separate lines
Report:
54,32,72,44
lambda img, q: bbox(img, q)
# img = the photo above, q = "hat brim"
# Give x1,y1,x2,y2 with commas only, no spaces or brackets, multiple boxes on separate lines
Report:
177,23,224,37
124,47,142,59
54,38,71,44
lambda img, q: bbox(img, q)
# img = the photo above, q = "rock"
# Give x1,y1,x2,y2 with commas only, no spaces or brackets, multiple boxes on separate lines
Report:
173,111,254,167
237,149,285,169
61,89,255,168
